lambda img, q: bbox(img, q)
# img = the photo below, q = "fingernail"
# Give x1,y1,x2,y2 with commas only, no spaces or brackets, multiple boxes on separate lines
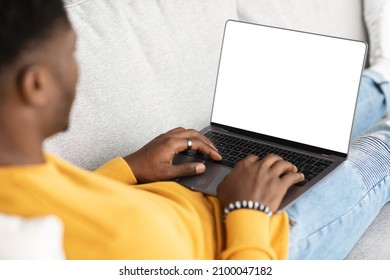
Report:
196,164,206,174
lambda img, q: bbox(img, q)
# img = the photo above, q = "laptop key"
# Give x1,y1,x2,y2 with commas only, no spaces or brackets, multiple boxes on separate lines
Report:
237,153,247,159
229,151,240,157
242,148,253,154
226,156,239,163
314,161,330,169
233,146,243,152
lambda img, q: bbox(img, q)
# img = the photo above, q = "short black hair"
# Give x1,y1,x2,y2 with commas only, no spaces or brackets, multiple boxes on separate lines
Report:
0,0,70,70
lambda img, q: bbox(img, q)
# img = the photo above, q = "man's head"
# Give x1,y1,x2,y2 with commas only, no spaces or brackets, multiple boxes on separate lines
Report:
0,0,78,138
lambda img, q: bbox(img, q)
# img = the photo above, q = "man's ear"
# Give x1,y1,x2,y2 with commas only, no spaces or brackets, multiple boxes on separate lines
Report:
18,65,50,107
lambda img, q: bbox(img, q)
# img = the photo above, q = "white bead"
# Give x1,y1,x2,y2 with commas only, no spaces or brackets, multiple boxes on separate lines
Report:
260,204,265,211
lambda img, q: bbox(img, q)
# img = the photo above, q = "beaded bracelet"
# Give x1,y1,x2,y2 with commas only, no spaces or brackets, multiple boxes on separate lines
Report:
223,200,273,220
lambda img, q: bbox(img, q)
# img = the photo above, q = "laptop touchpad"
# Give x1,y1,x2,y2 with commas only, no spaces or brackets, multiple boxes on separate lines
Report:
174,154,231,196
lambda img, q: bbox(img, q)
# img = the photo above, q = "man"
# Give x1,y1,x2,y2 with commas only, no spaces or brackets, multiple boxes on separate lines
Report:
0,0,389,259
0,0,304,260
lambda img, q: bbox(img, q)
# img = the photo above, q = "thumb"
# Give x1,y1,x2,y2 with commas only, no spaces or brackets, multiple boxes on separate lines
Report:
169,162,206,178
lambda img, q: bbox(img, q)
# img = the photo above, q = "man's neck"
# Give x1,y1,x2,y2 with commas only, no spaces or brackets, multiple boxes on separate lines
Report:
0,136,45,166
0,116,46,166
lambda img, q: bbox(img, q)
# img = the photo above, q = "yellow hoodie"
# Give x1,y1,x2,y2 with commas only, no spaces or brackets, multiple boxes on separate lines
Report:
0,153,289,259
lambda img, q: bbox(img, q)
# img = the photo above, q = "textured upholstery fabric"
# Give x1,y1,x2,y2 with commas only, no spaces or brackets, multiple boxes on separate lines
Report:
0,214,65,260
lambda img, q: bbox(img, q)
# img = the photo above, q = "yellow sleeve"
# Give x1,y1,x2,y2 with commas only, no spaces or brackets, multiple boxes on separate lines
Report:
93,157,138,185
221,209,289,260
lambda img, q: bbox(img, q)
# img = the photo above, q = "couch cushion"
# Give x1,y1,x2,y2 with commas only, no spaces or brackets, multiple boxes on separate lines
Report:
237,0,366,41
0,214,65,260
347,203,390,259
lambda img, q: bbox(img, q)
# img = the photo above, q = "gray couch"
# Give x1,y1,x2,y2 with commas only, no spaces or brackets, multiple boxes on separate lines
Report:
42,0,390,259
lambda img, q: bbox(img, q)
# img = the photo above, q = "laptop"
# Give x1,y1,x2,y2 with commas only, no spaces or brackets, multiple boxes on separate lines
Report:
173,20,367,210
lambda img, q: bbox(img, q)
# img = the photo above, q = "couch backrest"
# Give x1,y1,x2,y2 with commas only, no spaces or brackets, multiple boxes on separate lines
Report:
45,0,366,170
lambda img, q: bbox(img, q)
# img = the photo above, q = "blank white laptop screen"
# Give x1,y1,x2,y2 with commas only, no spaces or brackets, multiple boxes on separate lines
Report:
211,21,367,154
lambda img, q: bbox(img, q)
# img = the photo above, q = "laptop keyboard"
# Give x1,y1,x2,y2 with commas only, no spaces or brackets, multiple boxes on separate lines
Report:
183,131,332,187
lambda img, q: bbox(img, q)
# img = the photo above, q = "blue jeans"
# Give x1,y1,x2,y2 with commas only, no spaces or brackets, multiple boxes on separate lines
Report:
287,70,390,259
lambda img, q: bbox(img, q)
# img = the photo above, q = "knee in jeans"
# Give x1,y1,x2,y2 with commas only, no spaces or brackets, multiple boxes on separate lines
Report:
348,134,390,192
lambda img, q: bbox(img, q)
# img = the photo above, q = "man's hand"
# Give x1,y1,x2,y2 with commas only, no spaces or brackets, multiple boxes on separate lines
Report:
123,127,222,183
217,154,304,213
